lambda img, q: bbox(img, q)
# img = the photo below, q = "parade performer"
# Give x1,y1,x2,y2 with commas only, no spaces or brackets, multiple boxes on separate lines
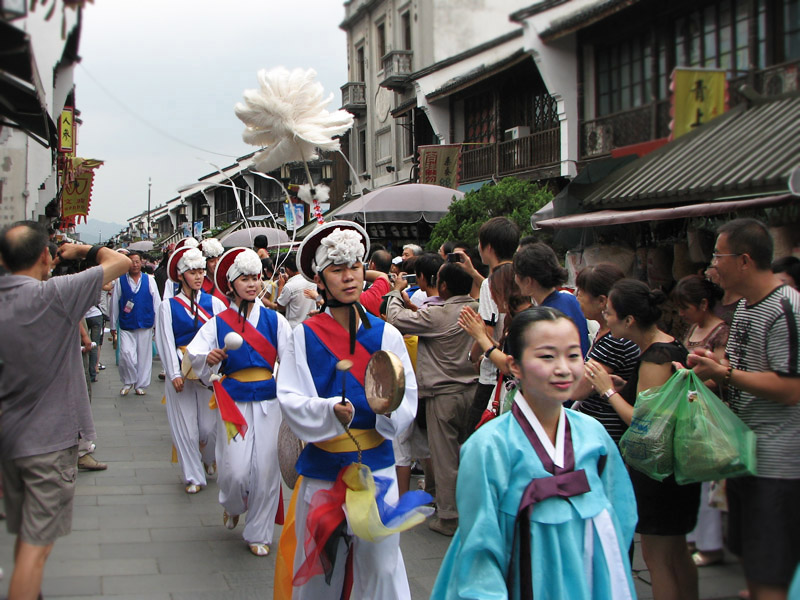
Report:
187,247,291,556
199,237,230,306
162,237,198,300
110,251,160,396
155,246,226,494
275,221,424,600
432,307,638,600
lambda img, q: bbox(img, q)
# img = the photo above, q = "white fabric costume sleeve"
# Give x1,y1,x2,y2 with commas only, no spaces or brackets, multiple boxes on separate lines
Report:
149,275,161,317
186,317,220,386
162,280,175,301
276,324,350,443
155,300,181,381
110,279,120,330
210,296,227,315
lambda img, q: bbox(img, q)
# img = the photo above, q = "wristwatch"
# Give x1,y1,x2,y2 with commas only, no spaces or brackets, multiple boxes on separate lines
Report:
601,388,616,401
484,346,497,359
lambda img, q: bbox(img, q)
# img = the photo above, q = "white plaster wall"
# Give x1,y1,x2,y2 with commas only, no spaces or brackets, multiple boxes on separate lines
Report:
430,0,527,63
517,6,583,178
0,130,28,223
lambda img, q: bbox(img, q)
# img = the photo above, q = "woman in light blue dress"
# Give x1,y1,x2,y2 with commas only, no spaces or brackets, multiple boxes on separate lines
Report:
432,307,638,599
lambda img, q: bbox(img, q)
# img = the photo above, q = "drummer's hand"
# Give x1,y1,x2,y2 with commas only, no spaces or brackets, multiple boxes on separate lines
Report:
333,401,354,425
206,348,227,366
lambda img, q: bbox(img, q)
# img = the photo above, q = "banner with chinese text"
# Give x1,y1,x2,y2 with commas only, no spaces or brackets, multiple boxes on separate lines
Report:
61,158,103,224
419,145,461,189
671,68,728,139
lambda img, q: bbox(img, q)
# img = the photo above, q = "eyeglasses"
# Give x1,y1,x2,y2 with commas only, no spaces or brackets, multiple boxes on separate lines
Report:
711,252,742,263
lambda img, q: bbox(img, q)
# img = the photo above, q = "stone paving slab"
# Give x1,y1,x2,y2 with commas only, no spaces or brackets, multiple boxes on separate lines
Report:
0,344,747,599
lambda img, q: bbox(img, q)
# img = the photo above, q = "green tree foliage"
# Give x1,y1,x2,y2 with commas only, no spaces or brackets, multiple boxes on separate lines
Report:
428,177,553,251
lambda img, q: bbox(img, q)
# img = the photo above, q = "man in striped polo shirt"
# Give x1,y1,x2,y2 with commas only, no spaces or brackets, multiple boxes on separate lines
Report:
689,218,800,600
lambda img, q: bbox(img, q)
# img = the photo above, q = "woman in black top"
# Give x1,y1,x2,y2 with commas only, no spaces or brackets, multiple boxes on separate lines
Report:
571,263,640,443
585,279,701,600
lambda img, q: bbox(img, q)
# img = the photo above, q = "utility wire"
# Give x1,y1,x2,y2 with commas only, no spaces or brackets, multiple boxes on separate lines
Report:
77,63,241,159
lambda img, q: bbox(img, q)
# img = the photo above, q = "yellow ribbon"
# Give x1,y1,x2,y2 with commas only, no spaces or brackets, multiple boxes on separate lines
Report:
313,429,385,453
342,464,427,542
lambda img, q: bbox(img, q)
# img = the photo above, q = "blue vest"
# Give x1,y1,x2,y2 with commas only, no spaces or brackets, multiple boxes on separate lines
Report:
296,312,395,481
169,292,215,347
216,306,279,403
118,273,155,330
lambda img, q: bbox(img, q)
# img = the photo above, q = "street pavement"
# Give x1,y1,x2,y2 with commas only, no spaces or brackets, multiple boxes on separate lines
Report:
0,343,747,599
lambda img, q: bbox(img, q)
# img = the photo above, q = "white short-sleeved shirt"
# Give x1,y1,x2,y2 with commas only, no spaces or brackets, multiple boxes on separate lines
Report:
277,273,318,328
478,278,504,385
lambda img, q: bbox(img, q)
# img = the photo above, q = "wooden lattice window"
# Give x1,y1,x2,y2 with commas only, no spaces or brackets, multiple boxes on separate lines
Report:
464,92,496,144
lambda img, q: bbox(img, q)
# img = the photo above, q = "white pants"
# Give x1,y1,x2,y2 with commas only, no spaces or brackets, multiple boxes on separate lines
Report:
165,378,216,486
291,466,411,600
215,399,282,545
687,481,724,551
118,328,153,389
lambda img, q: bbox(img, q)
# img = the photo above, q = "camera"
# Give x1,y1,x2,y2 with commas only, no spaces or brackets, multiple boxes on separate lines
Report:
447,252,462,263
403,274,417,285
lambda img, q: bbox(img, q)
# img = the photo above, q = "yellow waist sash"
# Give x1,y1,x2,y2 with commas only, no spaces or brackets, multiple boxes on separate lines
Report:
226,367,273,382
313,429,385,453
208,368,274,411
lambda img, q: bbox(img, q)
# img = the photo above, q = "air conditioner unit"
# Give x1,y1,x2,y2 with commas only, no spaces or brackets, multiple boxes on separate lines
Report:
504,126,531,141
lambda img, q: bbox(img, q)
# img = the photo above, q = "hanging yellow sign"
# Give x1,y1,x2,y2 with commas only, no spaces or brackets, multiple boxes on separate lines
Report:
671,68,728,139
59,107,74,154
61,158,104,223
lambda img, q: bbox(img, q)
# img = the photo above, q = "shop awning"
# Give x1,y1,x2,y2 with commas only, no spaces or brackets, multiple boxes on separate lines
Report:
0,21,53,147
534,193,795,229
581,95,800,209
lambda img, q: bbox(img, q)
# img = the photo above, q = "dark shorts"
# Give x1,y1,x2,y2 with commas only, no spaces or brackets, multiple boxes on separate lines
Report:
2,445,79,545
727,475,800,586
629,468,701,536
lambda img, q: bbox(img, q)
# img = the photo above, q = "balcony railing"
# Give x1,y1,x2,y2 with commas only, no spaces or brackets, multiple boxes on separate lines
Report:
341,82,366,114
380,50,413,90
580,59,800,160
460,128,561,183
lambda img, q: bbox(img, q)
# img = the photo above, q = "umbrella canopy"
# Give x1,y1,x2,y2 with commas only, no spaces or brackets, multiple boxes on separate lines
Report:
220,227,290,248
127,240,154,251
334,183,464,224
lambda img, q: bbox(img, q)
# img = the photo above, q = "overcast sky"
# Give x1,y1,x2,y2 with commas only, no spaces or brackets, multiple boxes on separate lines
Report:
74,0,348,227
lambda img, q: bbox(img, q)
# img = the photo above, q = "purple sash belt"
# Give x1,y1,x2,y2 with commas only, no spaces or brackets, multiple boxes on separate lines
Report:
509,403,592,600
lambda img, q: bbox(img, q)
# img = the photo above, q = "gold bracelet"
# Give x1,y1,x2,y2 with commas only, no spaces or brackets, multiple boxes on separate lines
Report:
722,366,733,388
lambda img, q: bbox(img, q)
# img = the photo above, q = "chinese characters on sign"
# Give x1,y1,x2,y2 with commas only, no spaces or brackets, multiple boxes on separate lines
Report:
418,145,462,189
59,107,74,154
671,68,728,139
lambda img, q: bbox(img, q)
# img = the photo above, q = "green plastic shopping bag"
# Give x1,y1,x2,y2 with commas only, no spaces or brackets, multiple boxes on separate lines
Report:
673,370,757,484
619,369,688,481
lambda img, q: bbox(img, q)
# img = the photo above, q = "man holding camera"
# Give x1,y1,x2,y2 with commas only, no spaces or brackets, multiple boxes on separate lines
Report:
110,251,161,396
0,221,130,600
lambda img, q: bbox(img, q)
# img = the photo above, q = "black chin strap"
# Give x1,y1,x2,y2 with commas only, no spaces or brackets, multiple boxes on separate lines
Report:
234,297,254,333
318,271,371,354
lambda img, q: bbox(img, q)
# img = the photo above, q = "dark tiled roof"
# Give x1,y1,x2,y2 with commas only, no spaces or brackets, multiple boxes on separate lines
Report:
581,94,800,208
540,0,642,40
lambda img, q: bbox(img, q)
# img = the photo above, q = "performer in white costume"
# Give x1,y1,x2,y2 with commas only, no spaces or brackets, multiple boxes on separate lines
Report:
155,247,226,493
199,237,230,306
110,251,160,395
162,237,198,301
187,247,291,556
275,221,420,600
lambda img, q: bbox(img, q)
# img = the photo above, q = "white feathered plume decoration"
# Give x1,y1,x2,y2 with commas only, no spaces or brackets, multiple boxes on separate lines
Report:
234,67,354,173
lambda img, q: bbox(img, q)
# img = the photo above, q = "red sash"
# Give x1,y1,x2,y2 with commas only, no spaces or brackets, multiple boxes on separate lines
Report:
202,276,214,293
304,313,371,387
211,307,278,442
171,296,212,323
217,308,277,366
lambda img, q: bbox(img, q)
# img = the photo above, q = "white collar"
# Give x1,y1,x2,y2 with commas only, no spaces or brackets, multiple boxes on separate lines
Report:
514,393,565,468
